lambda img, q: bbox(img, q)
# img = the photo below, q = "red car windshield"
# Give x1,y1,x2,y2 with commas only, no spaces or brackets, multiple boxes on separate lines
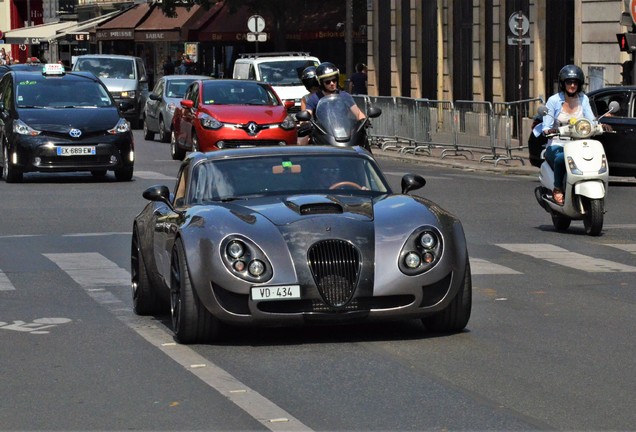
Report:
201,82,279,106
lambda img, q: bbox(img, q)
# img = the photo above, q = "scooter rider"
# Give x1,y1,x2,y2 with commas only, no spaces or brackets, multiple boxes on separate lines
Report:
533,64,596,205
305,62,366,121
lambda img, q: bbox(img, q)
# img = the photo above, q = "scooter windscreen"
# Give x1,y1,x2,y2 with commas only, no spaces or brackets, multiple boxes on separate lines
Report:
314,94,358,142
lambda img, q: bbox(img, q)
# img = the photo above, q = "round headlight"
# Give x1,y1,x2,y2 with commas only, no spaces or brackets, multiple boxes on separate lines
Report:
575,119,592,137
248,260,265,277
227,241,244,259
420,232,436,249
404,252,421,269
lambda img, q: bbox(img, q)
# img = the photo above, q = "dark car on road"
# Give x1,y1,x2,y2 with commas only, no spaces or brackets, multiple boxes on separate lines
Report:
529,86,636,177
0,63,134,182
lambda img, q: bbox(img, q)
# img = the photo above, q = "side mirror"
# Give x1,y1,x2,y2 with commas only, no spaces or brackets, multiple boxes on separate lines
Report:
608,101,620,113
180,99,194,109
284,100,295,110
401,173,426,194
148,93,161,101
367,106,382,118
296,110,311,121
143,184,171,203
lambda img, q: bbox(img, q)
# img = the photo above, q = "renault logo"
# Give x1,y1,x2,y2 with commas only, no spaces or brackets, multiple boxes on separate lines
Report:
69,129,82,138
246,122,258,136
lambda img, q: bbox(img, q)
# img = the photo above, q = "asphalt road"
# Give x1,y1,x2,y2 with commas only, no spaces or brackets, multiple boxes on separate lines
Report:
1,132,635,431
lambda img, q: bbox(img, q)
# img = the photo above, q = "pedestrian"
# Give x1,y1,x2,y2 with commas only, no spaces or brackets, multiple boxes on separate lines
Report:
162,55,175,76
348,62,368,95
0,47,8,65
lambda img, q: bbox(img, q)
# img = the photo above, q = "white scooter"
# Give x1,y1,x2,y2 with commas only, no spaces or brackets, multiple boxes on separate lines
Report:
533,101,618,236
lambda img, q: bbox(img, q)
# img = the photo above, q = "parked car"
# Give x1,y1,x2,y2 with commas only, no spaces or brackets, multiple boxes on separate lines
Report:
0,63,134,182
528,86,636,176
171,79,297,160
72,54,149,128
143,74,211,143
131,145,472,343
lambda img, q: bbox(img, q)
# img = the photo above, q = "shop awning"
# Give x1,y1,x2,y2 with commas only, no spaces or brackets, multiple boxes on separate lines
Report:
56,11,124,43
95,3,152,41
3,21,78,45
195,2,256,42
134,5,207,42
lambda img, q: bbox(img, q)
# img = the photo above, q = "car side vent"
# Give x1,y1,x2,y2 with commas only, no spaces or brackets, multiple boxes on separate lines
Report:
307,239,360,308
300,203,343,215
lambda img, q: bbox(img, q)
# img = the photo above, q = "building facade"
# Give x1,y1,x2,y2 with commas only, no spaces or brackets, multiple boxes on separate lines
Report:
365,0,631,102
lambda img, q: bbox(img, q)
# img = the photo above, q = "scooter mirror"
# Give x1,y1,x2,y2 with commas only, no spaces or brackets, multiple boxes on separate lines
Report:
608,101,620,113
537,105,548,117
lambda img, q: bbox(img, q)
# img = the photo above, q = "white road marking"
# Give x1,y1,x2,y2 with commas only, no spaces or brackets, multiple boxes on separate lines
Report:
496,243,636,273
133,170,176,180
45,252,313,432
0,270,15,291
44,253,131,287
470,258,521,275
605,244,636,254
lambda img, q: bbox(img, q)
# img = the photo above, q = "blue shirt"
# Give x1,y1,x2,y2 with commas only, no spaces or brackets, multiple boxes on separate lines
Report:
305,90,356,113
532,92,595,137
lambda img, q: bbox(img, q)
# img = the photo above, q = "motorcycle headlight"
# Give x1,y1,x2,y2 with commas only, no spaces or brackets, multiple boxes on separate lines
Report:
13,119,41,136
574,119,592,138
280,115,296,130
108,118,131,134
200,114,223,130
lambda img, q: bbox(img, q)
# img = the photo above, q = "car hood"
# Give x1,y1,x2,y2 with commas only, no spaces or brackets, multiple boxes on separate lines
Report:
204,105,286,123
99,78,137,92
18,108,122,133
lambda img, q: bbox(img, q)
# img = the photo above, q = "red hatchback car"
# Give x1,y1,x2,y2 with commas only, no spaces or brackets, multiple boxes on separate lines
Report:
171,79,297,159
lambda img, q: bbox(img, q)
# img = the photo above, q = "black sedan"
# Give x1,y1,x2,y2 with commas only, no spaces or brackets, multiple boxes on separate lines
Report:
0,64,134,182
131,145,472,344
529,86,636,176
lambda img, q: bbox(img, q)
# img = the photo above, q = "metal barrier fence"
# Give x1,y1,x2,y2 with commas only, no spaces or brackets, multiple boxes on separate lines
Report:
354,95,544,166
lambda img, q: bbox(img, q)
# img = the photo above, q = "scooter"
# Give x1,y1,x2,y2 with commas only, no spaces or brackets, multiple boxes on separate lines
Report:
296,94,381,152
533,101,618,236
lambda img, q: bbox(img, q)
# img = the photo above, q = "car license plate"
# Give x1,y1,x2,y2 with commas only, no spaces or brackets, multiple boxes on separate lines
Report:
251,285,300,301
57,146,96,156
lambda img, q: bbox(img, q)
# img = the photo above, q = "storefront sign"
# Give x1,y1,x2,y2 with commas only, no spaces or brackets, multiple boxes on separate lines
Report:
96,29,133,40
135,31,180,42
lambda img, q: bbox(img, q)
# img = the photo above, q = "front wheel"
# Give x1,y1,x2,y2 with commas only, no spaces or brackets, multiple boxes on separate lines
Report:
2,142,23,183
171,131,186,161
583,198,604,236
170,239,220,343
422,260,472,333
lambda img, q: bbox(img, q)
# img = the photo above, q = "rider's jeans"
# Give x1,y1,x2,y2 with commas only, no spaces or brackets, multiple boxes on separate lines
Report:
544,145,565,190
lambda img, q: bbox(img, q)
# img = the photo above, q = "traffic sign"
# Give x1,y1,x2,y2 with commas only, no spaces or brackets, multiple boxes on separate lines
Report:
247,32,267,42
507,37,530,46
247,15,265,33
508,11,529,36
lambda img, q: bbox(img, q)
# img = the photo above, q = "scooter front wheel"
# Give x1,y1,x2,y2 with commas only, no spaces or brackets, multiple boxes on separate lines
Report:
583,198,604,236
551,211,571,232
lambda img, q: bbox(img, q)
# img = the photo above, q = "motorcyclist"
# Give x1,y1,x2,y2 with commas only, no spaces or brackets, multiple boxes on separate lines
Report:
304,62,366,121
300,66,319,111
532,64,595,205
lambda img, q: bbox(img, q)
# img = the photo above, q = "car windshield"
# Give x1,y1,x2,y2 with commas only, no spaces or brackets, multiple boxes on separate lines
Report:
188,154,389,203
74,58,135,80
166,79,196,98
257,60,319,85
16,78,113,108
201,82,279,105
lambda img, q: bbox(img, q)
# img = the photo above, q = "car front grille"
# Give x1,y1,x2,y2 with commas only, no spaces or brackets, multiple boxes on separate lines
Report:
221,140,288,148
307,239,360,308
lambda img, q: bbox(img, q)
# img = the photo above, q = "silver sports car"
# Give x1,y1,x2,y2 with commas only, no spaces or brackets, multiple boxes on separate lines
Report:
131,146,471,343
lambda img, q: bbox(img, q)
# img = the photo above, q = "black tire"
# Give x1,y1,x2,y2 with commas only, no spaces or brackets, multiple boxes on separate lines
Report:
2,142,23,183
551,211,572,232
131,230,167,315
171,131,186,160
583,198,604,236
114,166,134,181
159,117,170,143
422,260,472,333
143,118,155,141
170,239,220,343
91,170,107,178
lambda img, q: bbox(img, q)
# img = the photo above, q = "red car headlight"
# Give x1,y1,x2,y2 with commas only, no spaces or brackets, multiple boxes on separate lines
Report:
280,115,296,131
200,114,222,130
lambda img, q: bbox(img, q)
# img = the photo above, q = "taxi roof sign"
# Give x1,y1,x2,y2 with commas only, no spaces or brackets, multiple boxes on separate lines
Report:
43,63,66,76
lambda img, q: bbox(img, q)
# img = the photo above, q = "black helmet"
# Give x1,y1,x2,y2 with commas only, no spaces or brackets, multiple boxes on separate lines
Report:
558,64,585,93
315,62,340,88
301,66,317,91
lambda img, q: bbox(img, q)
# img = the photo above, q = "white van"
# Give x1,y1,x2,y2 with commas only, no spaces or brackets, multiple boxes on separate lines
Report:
72,54,149,128
232,52,320,113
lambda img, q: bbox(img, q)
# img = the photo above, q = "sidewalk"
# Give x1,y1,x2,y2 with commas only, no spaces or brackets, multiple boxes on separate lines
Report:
372,144,539,176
